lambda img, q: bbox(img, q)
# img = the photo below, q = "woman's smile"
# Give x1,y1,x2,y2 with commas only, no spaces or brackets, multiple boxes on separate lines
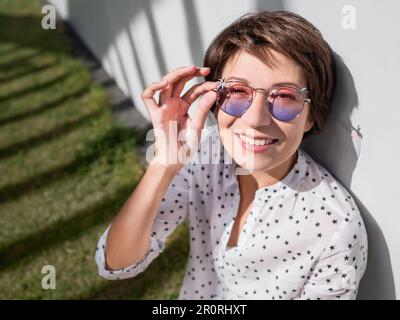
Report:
236,133,279,153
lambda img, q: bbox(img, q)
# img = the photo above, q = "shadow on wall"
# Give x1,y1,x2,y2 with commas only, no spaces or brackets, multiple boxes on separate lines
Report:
256,0,395,299
61,0,395,299
64,0,205,93
62,0,207,124
300,52,396,300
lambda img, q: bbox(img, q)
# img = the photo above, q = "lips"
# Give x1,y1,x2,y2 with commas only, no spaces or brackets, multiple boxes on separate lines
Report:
239,134,277,140
235,133,279,153
236,134,279,145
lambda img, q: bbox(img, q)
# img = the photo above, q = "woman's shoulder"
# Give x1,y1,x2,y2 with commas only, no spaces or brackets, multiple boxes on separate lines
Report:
299,148,364,225
298,149,368,261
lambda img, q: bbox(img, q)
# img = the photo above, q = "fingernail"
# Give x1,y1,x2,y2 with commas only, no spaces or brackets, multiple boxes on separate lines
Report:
195,66,209,70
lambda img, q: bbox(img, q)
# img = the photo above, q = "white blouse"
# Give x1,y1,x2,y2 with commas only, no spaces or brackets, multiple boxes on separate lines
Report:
95,125,368,300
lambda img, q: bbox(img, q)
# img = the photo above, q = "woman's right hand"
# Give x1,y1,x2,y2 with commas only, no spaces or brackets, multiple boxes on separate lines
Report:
141,65,219,173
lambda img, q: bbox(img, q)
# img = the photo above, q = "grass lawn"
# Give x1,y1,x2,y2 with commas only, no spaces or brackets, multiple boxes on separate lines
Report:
0,0,189,299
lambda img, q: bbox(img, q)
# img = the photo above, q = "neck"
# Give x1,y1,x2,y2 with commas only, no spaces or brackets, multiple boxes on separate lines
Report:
239,150,298,193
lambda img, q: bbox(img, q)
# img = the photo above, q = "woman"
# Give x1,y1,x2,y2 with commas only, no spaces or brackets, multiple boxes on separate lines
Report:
95,10,368,300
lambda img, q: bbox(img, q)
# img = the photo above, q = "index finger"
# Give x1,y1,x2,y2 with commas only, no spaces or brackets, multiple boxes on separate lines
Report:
141,80,169,111
159,66,199,102
181,81,219,105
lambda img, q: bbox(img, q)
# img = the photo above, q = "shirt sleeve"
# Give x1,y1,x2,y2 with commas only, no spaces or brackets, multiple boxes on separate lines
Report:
293,215,368,300
95,163,192,280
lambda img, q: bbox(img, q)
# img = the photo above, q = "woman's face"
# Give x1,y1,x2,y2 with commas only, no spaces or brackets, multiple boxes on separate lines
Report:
215,49,313,176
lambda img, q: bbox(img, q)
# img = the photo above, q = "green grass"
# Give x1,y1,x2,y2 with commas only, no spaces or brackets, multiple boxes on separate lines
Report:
0,0,189,299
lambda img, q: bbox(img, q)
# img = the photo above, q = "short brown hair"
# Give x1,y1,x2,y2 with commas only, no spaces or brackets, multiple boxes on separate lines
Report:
203,10,335,138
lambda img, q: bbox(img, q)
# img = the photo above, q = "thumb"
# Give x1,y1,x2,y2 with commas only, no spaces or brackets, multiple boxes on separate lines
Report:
191,90,217,130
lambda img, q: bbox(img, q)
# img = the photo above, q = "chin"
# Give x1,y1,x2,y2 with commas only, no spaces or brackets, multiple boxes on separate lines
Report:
233,155,278,173
228,144,276,171
222,134,277,169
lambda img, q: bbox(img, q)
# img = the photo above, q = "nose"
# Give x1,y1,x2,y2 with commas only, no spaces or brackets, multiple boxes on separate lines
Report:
239,90,273,127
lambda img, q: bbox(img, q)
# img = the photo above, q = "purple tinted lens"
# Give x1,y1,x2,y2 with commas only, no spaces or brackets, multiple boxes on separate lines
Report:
270,100,302,121
218,84,252,116
269,89,304,121
222,96,252,116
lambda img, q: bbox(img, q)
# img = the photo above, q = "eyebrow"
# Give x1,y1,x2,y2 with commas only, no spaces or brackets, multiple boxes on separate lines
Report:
225,76,303,89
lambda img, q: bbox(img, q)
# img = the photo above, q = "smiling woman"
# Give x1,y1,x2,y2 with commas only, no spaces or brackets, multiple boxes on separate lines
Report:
212,50,313,179
95,10,368,300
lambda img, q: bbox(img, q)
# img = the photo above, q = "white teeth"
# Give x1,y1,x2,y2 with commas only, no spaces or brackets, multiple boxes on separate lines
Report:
240,135,275,146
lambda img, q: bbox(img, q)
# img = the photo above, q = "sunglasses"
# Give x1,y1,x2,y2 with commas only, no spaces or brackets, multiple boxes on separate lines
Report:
211,79,311,122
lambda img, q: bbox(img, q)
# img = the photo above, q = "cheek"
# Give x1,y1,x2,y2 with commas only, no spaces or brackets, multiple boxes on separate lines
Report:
280,124,303,142
216,110,235,129
283,104,312,135
216,112,238,154
278,115,310,145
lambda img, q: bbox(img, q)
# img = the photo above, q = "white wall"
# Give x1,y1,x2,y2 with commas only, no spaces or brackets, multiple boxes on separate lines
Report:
49,0,399,299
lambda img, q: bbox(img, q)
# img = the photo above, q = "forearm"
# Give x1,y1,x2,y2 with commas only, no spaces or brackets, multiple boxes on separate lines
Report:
105,161,179,270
